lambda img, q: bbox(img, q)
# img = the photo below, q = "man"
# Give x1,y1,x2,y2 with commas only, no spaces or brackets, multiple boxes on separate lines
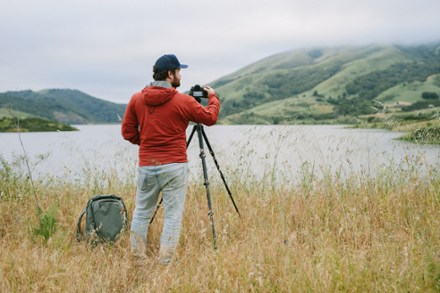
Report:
121,54,220,265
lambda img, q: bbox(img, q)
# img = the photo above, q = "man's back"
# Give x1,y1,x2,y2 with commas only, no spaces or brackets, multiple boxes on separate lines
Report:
121,82,220,166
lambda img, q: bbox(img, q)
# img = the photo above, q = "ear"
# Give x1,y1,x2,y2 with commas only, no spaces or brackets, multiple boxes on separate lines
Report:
167,70,174,79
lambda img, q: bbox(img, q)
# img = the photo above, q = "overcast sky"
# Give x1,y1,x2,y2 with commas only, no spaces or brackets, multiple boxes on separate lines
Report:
1,0,439,103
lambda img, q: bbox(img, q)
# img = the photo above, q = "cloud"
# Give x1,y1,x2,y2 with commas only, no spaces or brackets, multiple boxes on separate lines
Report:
0,0,439,103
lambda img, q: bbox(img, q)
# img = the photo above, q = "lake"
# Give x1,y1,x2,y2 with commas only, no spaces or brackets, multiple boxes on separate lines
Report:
1,124,439,185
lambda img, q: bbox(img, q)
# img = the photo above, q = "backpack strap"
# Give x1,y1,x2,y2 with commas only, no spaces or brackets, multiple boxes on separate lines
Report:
76,208,86,241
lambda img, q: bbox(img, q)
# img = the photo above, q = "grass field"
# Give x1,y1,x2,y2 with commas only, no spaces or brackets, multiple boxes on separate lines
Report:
1,155,439,292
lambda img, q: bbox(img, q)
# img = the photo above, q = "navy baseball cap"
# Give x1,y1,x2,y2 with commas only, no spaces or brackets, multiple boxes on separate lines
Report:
154,54,188,71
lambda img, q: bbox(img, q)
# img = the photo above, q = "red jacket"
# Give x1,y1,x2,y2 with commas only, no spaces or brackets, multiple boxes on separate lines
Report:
121,85,220,166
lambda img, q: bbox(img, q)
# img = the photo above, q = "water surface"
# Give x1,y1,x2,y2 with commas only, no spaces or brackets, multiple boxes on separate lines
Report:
1,124,439,185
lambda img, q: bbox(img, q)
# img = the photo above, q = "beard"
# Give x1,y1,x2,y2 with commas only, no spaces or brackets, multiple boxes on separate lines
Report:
171,77,181,88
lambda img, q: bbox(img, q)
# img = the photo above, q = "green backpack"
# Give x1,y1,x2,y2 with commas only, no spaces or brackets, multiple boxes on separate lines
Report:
76,194,128,244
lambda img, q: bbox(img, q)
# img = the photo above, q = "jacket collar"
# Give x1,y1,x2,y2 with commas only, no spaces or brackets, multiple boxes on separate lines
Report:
149,81,173,88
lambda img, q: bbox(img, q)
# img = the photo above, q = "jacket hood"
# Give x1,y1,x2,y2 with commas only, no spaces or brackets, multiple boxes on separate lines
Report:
142,83,177,106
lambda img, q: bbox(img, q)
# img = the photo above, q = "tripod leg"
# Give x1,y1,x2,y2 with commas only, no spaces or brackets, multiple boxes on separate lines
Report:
201,127,240,216
149,196,163,224
196,124,217,250
186,124,197,148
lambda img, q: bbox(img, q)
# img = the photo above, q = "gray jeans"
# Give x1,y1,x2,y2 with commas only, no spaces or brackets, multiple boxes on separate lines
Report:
130,162,188,264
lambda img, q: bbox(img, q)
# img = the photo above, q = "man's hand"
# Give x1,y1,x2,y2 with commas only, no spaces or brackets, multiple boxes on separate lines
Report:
203,85,216,97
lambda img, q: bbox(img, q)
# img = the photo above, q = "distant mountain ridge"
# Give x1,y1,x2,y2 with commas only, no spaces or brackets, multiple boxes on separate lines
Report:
210,43,440,124
1,43,440,125
0,89,126,124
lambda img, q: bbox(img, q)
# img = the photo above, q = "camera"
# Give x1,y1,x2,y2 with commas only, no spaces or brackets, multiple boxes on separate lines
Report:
189,84,208,100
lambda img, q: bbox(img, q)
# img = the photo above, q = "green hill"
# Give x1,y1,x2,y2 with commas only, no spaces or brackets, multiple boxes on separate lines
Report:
0,89,126,124
211,43,440,124
1,43,439,127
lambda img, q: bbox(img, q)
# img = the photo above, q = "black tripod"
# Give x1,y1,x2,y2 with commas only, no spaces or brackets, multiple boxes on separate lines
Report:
150,123,240,250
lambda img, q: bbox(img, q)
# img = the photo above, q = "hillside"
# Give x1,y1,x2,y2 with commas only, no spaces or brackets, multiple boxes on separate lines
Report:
0,117,77,132
0,89,126,124
1,44,439,127
211,43,440,124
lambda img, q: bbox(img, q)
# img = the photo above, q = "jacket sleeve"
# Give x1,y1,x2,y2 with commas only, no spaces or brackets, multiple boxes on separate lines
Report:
188,93,220,126
121,98,140,145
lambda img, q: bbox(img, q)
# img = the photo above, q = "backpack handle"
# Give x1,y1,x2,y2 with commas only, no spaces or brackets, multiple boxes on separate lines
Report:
76,208,86,241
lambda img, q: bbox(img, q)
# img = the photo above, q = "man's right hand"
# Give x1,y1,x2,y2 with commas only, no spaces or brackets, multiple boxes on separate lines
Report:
203,86,216,97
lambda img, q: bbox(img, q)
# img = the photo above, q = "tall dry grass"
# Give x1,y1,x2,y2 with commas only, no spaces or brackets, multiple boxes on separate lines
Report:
1,155,439,292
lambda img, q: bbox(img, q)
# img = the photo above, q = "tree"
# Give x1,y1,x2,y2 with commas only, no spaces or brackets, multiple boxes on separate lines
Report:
421,92,439,100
